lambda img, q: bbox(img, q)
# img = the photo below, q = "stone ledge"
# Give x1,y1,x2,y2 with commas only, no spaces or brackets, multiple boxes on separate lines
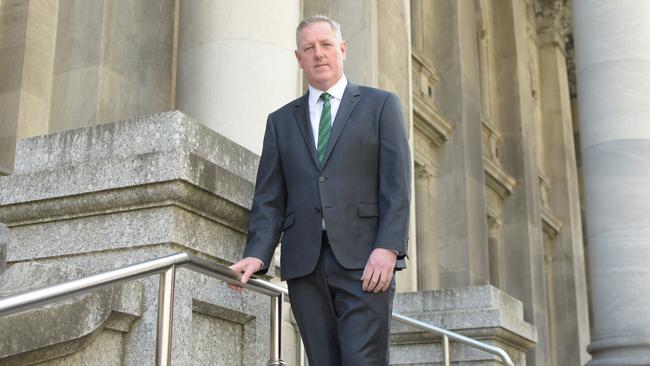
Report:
0,110,258,213
391,286,536,365
0,180,251,234
0,149,254,212
13,110,259,183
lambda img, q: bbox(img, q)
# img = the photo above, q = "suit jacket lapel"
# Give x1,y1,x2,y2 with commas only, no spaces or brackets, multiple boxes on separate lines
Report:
321,83,361,168
293,94,320,169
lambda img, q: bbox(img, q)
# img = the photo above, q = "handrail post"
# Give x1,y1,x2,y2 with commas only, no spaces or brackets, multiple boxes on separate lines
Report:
155,265,176,366
268,293,286,365
299,339,306,366
443,335,450,366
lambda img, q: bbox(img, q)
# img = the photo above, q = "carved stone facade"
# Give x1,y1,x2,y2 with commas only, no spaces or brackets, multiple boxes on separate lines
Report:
7,0,642,364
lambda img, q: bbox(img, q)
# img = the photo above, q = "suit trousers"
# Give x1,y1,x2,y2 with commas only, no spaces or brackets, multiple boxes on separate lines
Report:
287,232,395,366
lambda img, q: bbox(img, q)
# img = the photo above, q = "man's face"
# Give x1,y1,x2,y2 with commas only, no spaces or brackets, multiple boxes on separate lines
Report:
295,22,347,91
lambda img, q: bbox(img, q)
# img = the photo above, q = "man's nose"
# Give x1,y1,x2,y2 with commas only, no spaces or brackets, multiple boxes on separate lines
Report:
314,45,323,58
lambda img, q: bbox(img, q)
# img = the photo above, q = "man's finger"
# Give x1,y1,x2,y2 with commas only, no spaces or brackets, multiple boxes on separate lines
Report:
228,283,243,292
366,269,381,292
361,266,371,291
240,265,258,284
380,270,393,292
372,271,386,293
229,263,245,273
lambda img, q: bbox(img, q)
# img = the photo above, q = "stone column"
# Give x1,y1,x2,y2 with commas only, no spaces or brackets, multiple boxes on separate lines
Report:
428,0,490,288
536,2,592,364
175,0,300,155
16,0,58,139
573,1,650,364
487,216,504,288
415,164,438,290
490,1,550,363
49,0,175,133
0,0,28,175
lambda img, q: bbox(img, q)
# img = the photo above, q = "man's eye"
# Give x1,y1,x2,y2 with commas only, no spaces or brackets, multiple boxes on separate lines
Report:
304,46,313,51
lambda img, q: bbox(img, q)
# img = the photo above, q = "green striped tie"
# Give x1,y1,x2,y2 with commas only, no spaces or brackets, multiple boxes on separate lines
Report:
317,92,332,165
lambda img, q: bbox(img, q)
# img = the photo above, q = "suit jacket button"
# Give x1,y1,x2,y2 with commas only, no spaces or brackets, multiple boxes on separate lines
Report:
319,176,325,183
315,207,321,213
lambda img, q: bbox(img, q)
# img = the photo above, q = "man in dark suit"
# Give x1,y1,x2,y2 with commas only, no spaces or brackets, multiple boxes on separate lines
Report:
229,15,411,365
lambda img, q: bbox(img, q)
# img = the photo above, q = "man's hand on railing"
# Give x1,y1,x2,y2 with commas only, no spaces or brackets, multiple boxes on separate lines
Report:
228,257,264,292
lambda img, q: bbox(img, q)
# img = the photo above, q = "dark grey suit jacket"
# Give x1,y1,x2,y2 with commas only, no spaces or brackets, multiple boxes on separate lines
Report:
244,82,411,280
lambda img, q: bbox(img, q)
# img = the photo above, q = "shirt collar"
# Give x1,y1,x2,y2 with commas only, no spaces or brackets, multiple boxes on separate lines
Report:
308,75,348,106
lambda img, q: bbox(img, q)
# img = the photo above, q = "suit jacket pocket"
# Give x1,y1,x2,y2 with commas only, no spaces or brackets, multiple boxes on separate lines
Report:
358,203,378,218
282,211,296,230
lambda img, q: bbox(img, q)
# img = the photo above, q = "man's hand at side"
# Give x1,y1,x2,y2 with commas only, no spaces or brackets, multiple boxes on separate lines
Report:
361,248,397,293
228,257,264,292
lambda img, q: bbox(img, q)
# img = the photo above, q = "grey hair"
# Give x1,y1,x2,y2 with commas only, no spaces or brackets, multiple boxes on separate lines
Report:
296,15,343,49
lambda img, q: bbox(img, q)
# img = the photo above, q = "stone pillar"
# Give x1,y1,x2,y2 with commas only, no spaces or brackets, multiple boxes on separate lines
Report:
573,1,650,364
415,164,438,290
175,0,300,155
15,0,58,139
1,0,175,139
535,2,592,364
490,1,551,364
428,0,490,288
0,0,28,175
487,217,504,288
49,0,175,133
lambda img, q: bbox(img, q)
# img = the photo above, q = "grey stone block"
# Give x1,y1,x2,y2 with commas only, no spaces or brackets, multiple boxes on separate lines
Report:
2,118,257,207
391,286,536,365
0,111,258,263
0,112,274,365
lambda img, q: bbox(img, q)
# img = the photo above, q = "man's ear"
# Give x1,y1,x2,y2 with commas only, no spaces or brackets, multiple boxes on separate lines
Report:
340,41,347,60
295,50,304,68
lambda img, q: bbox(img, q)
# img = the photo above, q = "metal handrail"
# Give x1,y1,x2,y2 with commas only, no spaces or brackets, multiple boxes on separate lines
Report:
0,253,514,366
391,313,514,365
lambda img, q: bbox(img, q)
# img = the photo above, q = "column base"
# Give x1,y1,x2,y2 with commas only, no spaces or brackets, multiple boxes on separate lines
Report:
587,334,650,366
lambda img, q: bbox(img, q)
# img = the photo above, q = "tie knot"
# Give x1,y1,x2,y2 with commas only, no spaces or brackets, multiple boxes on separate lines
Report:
320,92,331,102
